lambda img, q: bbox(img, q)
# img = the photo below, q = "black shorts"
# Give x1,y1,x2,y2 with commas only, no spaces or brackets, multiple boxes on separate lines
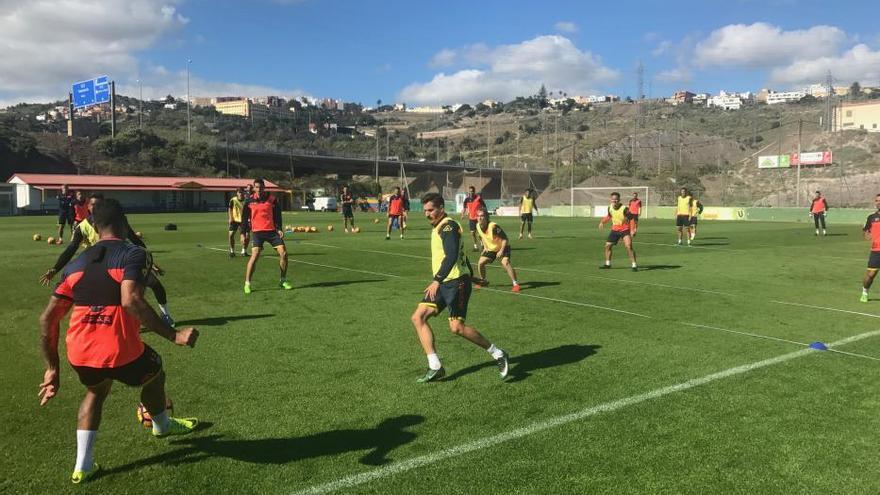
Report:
57,212,73,226
252,231,284,249
520,213,533,223
630,214,639,222
482,246,511,262
607,229,631,245
71,345,163,388
869,252,880,270
420,277,472,321
342,205,354,218
229,221,241,232
689,217,698,226
676,215,690,227
468,219,478,232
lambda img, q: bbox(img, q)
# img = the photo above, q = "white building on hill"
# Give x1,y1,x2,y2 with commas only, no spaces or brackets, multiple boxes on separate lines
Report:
766,90,806,105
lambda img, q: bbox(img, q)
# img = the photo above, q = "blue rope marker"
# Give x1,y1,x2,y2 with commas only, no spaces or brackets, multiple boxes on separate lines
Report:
809,342,829,351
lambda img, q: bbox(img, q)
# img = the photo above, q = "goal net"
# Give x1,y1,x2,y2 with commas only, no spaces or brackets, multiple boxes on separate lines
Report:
570,186,652,218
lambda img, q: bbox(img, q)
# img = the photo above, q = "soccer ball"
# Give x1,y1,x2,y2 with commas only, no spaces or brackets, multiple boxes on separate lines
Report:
353,227,361,233
47,237,55,244
33,234,41,241
309,226,317,233
135,231,143,238
373,218,379,224
327,225,334,232
137,398,174,428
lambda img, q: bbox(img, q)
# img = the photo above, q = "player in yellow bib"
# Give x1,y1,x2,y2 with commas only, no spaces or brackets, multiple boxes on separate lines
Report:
228,188,250,257
474,208,521,292
518,188,538,239
598,192,638,271
688,195,703,243
675,187,694,246
410,193,510,383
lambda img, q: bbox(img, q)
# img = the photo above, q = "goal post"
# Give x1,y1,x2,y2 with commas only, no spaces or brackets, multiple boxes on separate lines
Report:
570,186,651,218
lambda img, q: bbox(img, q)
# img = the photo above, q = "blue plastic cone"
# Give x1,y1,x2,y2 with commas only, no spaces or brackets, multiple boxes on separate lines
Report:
809,342,828,351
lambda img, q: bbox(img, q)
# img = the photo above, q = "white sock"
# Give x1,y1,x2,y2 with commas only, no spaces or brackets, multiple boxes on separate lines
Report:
151,410,171,435
75,430,97,471
864,288,869,295
512,280,518,285
605,260,611,266
632,262,637,268
487,344,505,359
229,247,233,253
158,304,169,316
427,353,442,370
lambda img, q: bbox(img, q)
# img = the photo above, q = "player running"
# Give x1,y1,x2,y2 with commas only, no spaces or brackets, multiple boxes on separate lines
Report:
474,208,520,292
39,193,176,327
861,194,880,303
675,188,694,246
228,188,249,257
688,195,704,242
461,186,486,250
518,188,538,239
386,187,405,240
37,198,199,484
244,178,291,293
628,191,642,236
340,185,356,233
599,192,638,271
810,191,829,236
410,193,509,382
56,184,75,242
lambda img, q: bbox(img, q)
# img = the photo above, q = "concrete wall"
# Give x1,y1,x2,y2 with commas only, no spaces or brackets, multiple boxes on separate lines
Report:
14,186,232,213
547,205,873,225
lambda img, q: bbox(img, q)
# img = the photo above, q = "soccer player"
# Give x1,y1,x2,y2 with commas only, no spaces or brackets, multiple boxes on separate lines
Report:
400,190,410,238
599,192,638,271
628,191,642,236
810,190,829,236
340,185,356,233
37,198,199,484
56,184,75,241
386,187,405,240
39,193,176,327
410,193,509,382
518,188,538,239
861,194,880,303
72,190,89,226
228,188,249,257
688,195,704,242
675,187,694,246
244,178,291,293
475,208,520,292
461,186,486,250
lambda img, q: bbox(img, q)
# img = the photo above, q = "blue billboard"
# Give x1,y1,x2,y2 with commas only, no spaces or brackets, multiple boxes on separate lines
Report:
72,75,110,108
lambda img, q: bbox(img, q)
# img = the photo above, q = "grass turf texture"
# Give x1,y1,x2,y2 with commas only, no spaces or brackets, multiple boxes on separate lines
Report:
2,211,880,494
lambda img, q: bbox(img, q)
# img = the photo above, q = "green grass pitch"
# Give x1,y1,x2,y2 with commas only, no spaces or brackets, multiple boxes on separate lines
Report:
3,211,880,494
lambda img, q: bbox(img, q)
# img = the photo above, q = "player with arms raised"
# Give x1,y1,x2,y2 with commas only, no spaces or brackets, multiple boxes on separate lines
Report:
599,192,638,271
37,198,199,484
860,194,880,303
410,193,509,382
244,178,292,293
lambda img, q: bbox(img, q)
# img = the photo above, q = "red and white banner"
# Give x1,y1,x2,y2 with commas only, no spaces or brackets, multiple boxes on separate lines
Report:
790,151,832,166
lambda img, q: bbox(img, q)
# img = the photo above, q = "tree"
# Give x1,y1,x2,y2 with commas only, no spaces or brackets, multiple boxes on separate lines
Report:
537,85,549,108
850,82,862,99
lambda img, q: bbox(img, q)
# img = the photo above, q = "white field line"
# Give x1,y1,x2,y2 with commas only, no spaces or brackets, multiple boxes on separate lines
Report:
291,329,880,495
480,286,651,319
201,246,404,278
682,323,809,347
770,300,880,319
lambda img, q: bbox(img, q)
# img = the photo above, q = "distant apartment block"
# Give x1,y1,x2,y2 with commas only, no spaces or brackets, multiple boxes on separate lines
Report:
407,106,445,113
214,98,291,120
707,91,754,110
766,90,806,105
834,100,880,132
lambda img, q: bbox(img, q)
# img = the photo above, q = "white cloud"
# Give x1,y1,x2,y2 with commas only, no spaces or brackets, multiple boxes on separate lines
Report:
554,21,578,34
400,35,618,105
769,43,880,87
693,22,846,68
652,40,672,56
428,48,457,68
655,68,691,84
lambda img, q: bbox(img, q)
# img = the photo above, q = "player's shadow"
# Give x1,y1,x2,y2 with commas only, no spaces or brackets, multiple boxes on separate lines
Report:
298,279,383,289
444,344,600,383
518,281,561,291
698,237,728,240
690,242,729,246
175,314,274,326
823,233,847,237
638,264,682,271
97,415,425,478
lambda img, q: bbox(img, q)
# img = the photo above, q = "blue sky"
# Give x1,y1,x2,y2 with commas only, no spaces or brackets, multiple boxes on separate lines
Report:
1,0,879,107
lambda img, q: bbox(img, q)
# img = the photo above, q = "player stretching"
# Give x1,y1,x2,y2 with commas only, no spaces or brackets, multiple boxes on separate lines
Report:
228,188,249,257
340,185,356,233
56,184,75,242
475,208,520,292
244,178,291,293
386,187,405,240
810,191,829,236
861,194,880,303
37,198,199,484
39,193,176,327
518,188,538,239
688,195,704,242
599,192,638,271
410,193,509,382
675,187,694,246
461,186,486,250
628,192,642,236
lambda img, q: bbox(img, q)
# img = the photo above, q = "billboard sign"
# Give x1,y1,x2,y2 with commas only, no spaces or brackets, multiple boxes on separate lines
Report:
790,151,832,166
758,155,791,169
71,75,110,109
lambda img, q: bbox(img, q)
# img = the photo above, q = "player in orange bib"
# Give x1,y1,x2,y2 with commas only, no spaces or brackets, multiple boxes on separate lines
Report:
810,190,829,236
861,194,880,303
599,192,638,271
627,192,642,236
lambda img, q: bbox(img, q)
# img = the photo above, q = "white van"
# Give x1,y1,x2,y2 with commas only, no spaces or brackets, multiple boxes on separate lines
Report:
312,196,338,212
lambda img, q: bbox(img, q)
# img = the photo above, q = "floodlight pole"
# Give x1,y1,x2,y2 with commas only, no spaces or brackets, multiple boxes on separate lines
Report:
110,81,116,138
796,119,802,207
137,79,143,130
186,59,192,143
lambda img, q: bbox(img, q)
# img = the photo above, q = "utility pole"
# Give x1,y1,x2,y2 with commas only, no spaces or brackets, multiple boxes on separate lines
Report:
487,117,491,167
375,127,380,191
225,137,230,176
110,81,116,138
137,79,143,130
824,70,834,132
554,113,559,168
186,59,192,142
657,129,662,175
796,119,803,206
677,118,683,176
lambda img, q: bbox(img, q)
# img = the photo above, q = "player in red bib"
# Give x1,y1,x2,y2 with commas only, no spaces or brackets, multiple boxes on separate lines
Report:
461,186,486,251
37,198,199,484
627,192,642,236
386,187,405,240
243,178,291,293
861,194,880,303
73,190,90,225
810,190,829,236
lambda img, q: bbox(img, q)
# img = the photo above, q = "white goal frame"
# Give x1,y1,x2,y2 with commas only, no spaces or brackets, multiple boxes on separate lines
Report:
570,186,650,218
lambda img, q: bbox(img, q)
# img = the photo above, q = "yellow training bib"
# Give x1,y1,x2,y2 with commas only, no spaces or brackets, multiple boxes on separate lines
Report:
520,197,534,214
430,217,468,282
477,221,503,252
676,195,692,216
